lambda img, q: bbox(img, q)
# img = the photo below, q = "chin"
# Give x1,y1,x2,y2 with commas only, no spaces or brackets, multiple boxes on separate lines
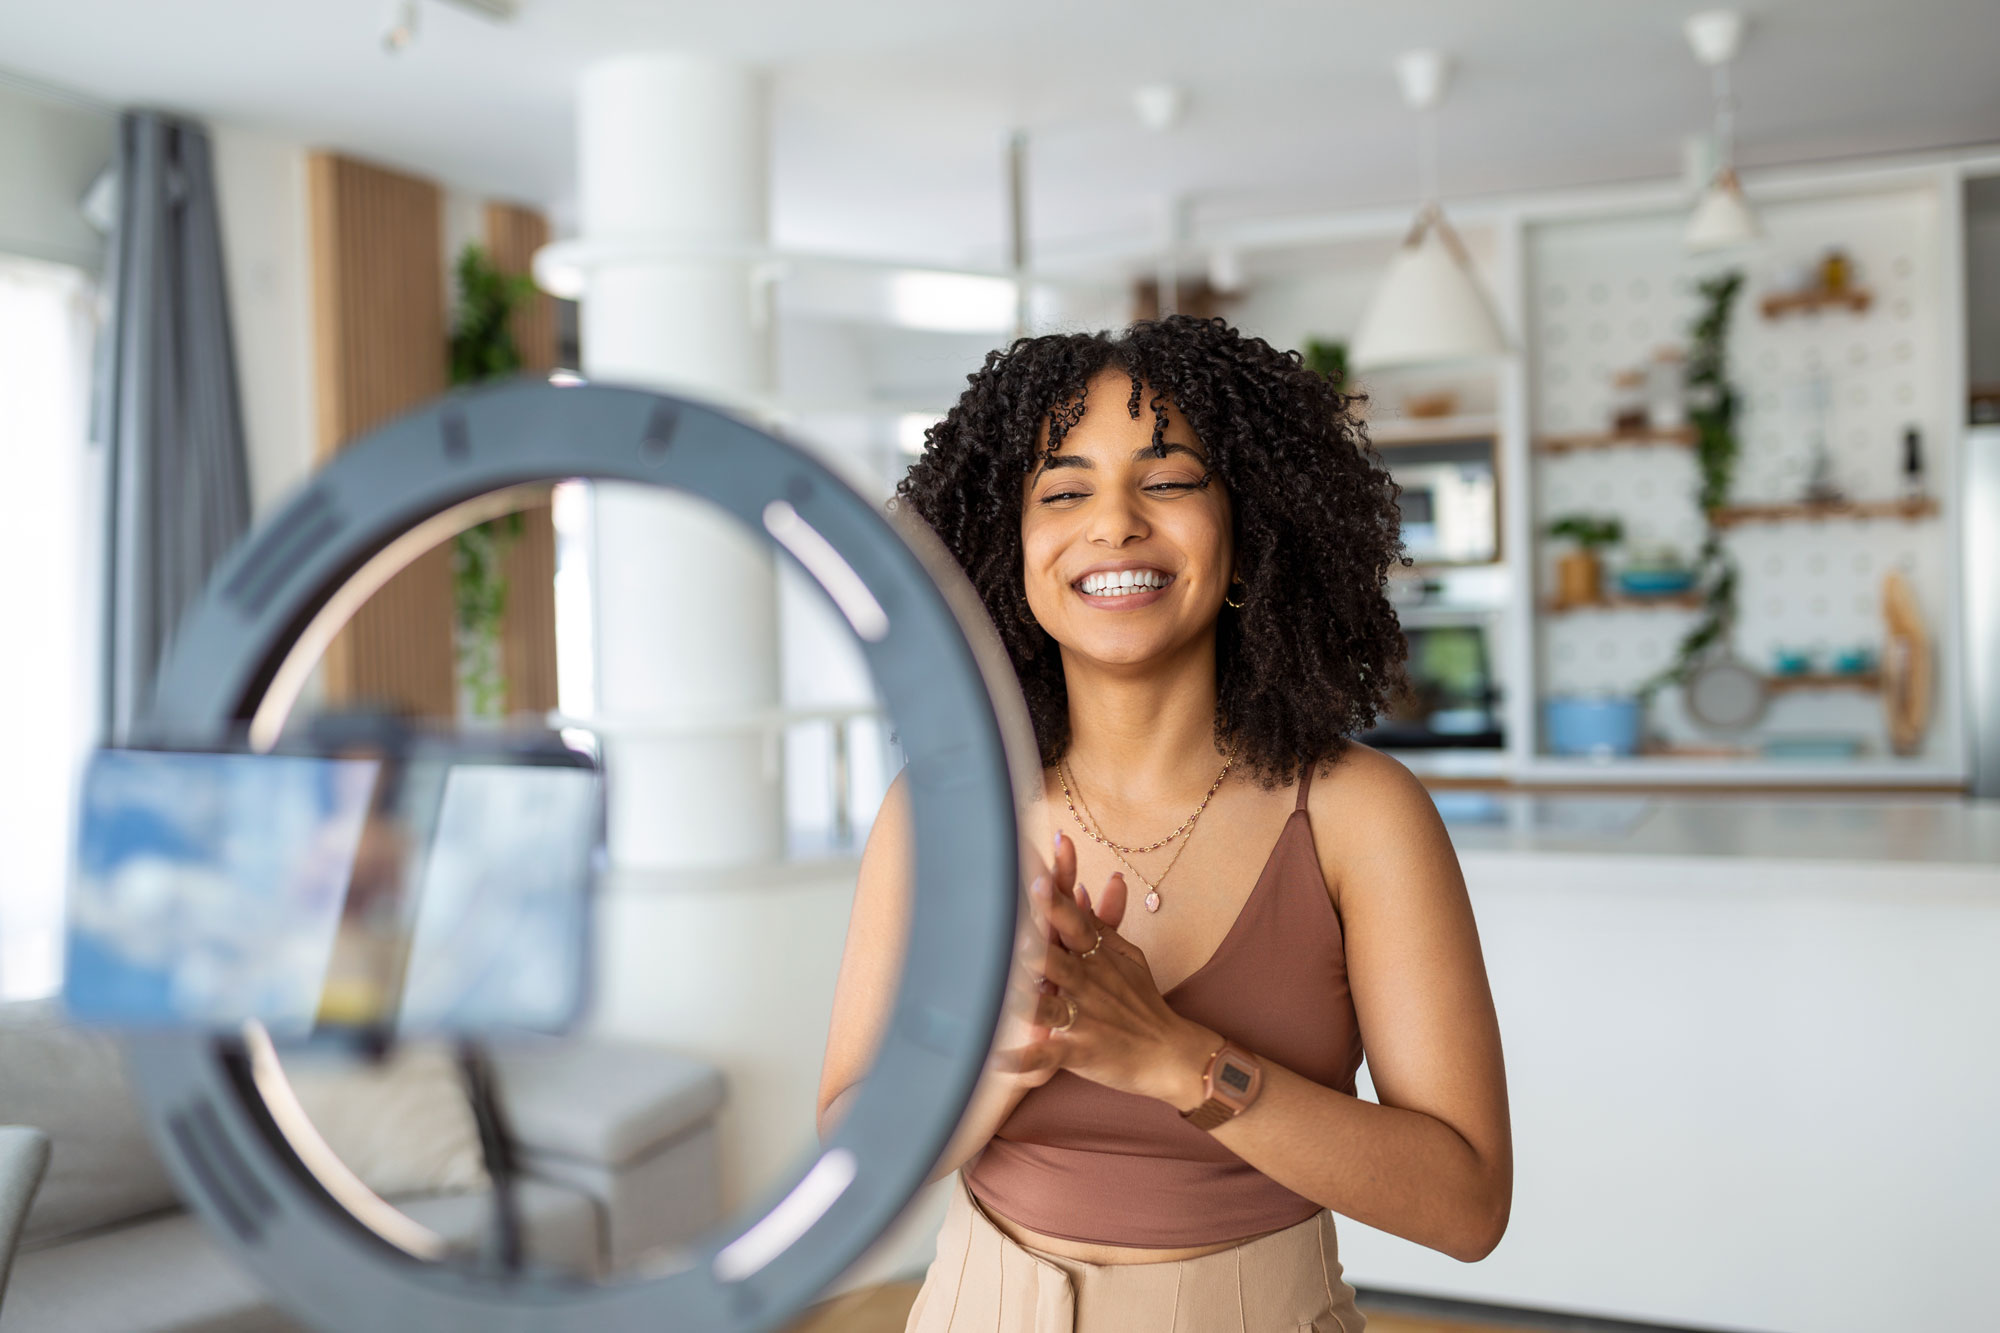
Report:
1055,623,1196,669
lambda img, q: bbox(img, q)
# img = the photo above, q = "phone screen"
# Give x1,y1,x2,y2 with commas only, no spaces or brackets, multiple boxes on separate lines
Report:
64,744,598,1038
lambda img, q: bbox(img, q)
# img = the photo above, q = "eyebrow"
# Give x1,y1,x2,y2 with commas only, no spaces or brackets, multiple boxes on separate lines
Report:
1039,442,1207,472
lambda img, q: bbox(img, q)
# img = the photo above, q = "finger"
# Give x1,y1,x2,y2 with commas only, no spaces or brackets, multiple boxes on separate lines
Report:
1076,884,1091,915
1030,874,1100,955
1031,992,1078,1029
1041,941,1086,990
1051,829,1078,900
1096,872,1129,929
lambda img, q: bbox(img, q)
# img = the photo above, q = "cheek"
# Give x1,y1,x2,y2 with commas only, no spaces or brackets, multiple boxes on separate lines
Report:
1169,502,1231,573
1019,511,1066,579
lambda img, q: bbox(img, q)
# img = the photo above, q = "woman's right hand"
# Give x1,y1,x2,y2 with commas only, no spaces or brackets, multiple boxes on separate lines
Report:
992,831,1128,1087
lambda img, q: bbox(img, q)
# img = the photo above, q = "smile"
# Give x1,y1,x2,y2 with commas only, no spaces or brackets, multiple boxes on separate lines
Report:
1073,568,1174,599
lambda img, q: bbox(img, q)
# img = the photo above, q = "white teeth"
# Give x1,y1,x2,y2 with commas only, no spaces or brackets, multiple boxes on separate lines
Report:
1077,569,1170,596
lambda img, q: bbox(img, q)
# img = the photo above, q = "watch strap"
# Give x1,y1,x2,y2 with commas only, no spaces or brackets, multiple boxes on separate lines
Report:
1182,1097,1237,1130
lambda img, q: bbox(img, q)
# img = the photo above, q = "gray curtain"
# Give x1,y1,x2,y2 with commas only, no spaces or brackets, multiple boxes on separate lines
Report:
99,111,251,740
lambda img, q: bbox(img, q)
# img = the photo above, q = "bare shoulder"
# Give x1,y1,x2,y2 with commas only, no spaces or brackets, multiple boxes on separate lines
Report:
1304,741,1458,910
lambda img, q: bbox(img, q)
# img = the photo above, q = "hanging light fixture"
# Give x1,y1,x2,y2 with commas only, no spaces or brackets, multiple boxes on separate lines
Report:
1351,50,1509,371
1684,9,1761,252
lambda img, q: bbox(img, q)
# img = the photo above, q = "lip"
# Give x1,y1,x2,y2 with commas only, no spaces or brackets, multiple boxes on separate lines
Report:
1069,560,1176,610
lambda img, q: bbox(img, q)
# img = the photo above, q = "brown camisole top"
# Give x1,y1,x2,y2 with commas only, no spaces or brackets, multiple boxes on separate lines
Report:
966,765,1364,1248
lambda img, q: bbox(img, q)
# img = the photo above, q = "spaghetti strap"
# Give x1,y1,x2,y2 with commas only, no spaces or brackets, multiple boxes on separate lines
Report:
1295,762,1315,811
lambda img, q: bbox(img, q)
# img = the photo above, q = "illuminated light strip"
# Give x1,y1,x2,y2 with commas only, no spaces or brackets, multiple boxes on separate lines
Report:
712,1148,857,1283
240,1022,447,1260
762,501,889,642
247,485,552,752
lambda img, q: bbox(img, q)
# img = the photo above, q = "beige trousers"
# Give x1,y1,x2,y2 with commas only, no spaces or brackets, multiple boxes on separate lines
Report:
904,1177,1366,1332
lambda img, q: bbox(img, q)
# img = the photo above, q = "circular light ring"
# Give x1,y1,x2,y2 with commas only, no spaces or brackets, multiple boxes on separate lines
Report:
125,380,1020,1332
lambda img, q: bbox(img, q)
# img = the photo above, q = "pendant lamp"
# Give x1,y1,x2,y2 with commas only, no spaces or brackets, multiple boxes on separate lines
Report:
1351,51,1508,371
1684,10,1761,252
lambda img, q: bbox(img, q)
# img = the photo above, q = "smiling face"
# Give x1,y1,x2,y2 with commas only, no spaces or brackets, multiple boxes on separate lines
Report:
1019,370,1234,670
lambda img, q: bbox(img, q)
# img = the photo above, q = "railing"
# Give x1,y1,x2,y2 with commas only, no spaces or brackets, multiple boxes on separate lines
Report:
546,705,894,858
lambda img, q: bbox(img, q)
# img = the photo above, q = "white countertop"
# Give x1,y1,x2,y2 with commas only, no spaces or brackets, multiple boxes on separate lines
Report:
1432,791,2000,868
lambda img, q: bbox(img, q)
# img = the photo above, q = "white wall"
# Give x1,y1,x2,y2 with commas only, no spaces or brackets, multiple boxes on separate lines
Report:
209,123,317,517
0,76,112,271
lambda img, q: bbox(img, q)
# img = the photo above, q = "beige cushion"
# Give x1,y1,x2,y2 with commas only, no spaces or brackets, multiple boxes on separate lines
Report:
282,1043,489,1200
0,1001,179,1248
5,1177,601,1332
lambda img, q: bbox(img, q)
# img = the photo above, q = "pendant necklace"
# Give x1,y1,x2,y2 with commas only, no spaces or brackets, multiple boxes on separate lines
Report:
1103,828,1193,915
1057,753,1233,913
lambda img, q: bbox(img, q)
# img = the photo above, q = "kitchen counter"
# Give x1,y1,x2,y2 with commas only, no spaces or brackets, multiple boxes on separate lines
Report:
1430,790,2000,868
1336,791,2000,1333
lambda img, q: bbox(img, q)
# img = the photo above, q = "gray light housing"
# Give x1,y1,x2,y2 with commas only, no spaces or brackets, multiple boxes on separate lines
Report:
123,380,1021,1332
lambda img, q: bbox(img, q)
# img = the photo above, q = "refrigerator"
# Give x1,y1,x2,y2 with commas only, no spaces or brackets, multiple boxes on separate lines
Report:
1969,426,2000,798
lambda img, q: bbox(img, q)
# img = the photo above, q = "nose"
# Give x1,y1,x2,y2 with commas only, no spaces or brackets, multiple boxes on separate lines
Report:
1086,487,1149,548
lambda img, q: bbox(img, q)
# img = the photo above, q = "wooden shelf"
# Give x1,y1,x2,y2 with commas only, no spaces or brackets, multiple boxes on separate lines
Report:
1766,671,1881,693
1707,496,1939,528
1535,426,1696,453
1760,288,1873,319
1542,591,1704,614
1368,413,1498,447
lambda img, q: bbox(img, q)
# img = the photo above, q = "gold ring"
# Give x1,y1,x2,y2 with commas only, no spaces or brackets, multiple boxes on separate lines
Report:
1078,932,1105,960
1050,996,1079,1032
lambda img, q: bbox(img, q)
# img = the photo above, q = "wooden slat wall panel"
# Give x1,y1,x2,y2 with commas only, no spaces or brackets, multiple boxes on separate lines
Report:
485,202,561,716
308,153,457,718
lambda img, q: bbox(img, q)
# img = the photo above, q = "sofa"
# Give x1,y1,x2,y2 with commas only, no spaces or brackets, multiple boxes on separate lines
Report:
0,1002,727,1332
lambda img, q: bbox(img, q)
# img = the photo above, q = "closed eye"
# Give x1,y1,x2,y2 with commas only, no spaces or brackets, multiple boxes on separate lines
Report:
1037,489,1090,505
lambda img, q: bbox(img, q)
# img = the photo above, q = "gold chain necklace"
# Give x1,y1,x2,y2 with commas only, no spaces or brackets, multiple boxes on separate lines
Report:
1102,833,1194,915
1058,754,1233,913
1057,753,1234,856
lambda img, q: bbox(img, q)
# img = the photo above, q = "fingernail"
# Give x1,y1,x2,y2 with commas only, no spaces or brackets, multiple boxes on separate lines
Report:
1054,831,1065,851
1029,876,1050,899
1077,886,1092,912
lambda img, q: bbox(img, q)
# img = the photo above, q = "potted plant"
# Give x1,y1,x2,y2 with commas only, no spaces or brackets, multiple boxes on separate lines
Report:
447,243,537,719
1545,513,1623,608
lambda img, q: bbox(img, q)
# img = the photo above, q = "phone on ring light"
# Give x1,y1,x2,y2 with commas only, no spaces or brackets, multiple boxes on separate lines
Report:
61,726,602,1041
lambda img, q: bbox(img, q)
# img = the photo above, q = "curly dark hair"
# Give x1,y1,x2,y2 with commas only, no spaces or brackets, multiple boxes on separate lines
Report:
892,314,1408,787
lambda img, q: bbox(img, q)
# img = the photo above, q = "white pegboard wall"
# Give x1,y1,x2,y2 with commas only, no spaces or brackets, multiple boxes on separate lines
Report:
1527,187,1955,758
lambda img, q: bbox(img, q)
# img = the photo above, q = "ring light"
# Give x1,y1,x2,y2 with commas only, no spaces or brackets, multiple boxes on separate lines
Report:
122,379,1025,1332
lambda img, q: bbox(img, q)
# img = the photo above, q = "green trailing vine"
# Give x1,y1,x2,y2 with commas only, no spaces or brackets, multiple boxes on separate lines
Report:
448,243,536,718
1639,269,1745,700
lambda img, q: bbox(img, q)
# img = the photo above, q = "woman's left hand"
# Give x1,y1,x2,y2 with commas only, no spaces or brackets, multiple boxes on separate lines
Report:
995,873,1221,1109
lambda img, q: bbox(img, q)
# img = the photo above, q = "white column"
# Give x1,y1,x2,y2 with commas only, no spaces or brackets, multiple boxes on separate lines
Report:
576,53,781,869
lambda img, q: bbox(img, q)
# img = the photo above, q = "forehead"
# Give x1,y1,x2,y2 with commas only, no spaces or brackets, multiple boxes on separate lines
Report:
1039,369,1200,454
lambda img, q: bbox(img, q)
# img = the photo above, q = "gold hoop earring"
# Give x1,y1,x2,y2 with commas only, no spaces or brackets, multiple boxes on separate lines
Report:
1225,577,1247,610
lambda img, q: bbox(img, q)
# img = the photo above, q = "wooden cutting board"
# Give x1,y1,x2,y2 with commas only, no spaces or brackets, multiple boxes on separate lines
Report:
1881,569,1931,755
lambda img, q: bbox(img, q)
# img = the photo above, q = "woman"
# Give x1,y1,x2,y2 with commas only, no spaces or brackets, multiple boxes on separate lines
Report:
818,316,1510,1331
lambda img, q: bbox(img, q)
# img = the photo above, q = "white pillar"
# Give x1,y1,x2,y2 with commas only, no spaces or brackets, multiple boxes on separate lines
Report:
577,54,781,869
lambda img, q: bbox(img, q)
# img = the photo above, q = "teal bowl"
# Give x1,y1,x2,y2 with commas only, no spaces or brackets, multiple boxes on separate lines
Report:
1617,568,1697,597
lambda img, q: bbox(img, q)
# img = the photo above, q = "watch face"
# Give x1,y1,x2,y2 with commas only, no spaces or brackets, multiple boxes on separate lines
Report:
1218,1061,1254,1096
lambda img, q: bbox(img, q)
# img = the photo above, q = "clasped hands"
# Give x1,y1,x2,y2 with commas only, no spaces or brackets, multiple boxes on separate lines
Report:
992,832,1217,1113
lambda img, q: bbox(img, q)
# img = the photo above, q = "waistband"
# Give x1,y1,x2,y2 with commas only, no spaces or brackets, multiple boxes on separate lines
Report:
903,1175,1366,1333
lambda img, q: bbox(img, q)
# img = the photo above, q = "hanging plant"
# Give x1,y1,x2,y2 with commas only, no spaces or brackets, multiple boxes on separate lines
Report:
448,243,537,719
1640,268,1744,699
1302,338,1349,392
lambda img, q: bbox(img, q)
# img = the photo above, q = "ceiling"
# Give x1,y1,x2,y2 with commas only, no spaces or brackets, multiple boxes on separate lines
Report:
4,0,1998,269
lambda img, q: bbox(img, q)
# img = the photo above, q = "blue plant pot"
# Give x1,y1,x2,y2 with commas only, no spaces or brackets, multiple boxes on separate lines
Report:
1544,695,1643,758
1616,568,1697,597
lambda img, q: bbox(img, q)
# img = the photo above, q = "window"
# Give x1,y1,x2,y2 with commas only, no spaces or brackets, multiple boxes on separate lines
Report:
0,255,98,1001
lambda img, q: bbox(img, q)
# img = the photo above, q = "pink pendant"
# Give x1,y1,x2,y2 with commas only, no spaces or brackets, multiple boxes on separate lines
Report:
1144,891,1161,913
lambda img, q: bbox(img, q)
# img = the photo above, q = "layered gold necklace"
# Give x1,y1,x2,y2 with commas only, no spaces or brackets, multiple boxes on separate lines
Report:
1056,752,1234,913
